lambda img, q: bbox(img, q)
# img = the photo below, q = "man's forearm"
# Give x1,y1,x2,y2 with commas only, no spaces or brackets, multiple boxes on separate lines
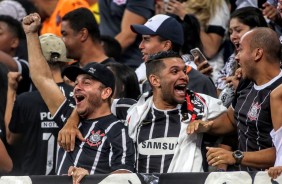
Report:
4,87,17,144
26,33,53,85
242,147,276,169
209,108,236,135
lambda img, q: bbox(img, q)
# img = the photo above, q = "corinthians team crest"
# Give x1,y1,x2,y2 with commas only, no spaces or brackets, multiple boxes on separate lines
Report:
247,102,261,121
87,130,105,147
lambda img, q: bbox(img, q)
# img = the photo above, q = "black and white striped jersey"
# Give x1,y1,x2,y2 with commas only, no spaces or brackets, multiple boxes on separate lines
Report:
125,90,218,173
9,82,73,175
53,100,135,175
232,73,282,171
136,104,181,173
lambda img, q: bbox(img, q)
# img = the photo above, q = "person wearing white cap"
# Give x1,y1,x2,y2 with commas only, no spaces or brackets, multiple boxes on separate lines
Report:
4,33,74,175
131,14,217,98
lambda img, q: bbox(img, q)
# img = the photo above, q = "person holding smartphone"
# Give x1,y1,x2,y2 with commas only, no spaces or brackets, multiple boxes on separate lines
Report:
163,0,230,82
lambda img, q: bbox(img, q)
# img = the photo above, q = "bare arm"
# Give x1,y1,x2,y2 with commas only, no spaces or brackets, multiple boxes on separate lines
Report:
4,72,22,145
0,139,12,173
58,108,85,152
22,13,65,115
207,147,275,170
200,31,223,59
270,84,282,131
242,147,276,169
187,106,236,135
115,9,147,51
0,51,18,72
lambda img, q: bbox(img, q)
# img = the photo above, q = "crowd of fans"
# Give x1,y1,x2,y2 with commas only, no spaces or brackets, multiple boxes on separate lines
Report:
1,0,282,183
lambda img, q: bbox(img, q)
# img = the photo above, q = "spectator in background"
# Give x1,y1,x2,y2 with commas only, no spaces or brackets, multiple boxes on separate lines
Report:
0,139,12,174
216,7,268,103
0,0,27,21
0,15,31,94
0,71,12,174
106,62,140,100
0,15,31,152
30,0,90,36
101,35,122,62
98,0,155,69
87,0,100,24
163,0,230,81
4,33,74,175
61,8,115,68
131,14,217,97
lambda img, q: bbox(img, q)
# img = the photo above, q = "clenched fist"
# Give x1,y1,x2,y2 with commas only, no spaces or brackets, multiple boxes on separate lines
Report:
22,13,41,34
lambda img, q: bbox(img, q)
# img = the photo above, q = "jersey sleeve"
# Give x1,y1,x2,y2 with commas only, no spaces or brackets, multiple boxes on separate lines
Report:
108,123,135,172
52,99,75,128
15,59,33,94
111,98,137,121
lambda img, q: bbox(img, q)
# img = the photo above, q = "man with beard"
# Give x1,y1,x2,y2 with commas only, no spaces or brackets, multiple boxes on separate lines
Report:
188,27,282,171
21,12,135,180
57,51,226,176
125,51,226,173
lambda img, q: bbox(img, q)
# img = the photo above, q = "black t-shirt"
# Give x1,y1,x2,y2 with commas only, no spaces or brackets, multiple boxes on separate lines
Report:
9,82,74,175
53,100,135,175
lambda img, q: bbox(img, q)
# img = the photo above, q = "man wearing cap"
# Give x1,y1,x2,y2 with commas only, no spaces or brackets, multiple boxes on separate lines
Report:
22,13,135,179
132,14,217,98
4,33,74,175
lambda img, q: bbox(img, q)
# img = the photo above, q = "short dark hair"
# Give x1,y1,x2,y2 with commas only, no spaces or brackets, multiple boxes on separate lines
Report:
62,8,100,43
101,35,122,61
146,51,182,79
249,27,281,63
158,36,181,53
0,15,25,39
230,7,268,29
106,62,140,100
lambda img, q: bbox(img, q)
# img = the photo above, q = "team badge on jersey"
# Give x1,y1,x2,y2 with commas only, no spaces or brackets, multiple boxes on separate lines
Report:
247,102,261,121
113,0,127,5
86,130,105,147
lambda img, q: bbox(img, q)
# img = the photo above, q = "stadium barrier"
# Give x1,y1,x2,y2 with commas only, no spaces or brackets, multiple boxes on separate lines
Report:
0,171,281,184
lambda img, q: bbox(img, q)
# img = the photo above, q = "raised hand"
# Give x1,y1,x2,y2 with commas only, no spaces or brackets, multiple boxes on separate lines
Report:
7,72,22,92
22,13,41,34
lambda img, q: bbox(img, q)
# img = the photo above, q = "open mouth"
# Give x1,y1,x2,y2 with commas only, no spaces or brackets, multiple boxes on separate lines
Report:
75,94,85,104
174,84,187,96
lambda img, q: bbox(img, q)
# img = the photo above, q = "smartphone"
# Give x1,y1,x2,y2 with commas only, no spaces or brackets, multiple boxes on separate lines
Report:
190,48,207,64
